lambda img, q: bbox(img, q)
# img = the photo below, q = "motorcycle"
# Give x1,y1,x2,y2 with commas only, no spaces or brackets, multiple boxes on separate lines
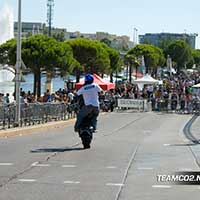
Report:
78,114,94,149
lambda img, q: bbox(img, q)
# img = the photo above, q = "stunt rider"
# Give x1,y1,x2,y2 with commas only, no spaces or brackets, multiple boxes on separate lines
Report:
74,74,102,132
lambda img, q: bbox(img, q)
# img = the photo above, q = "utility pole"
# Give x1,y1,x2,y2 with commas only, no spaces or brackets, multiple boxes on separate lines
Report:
46,0,54,94
15,0,22,126
47,0,54,37
133,27,138,46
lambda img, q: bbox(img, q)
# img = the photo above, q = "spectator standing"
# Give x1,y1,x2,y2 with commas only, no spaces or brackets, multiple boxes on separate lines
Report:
68,91,75,103
3,93,10,104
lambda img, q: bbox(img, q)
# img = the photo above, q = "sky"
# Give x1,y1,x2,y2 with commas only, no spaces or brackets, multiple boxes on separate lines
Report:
0,0,200,48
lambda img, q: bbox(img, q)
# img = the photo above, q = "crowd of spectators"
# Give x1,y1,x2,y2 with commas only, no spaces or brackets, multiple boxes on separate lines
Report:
111,71,200,112
1,71,200,113
0,93,10,104
20,88,75,104
0,88,76,106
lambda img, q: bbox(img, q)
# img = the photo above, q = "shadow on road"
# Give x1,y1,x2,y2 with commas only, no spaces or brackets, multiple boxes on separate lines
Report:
30,147,83,153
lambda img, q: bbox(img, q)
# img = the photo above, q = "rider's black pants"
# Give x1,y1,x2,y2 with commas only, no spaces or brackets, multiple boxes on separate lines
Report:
74,105,99,131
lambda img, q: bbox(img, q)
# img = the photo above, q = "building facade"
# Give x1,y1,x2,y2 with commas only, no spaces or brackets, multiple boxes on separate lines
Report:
139,33,198,49
14,21,133,51
14,22,45,38
65,30,133,50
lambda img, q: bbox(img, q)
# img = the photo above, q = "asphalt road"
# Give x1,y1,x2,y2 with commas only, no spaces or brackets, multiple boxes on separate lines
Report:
0,111,200,200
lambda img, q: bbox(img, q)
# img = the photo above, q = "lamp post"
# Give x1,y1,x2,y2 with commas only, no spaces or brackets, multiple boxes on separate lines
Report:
15,0,22,125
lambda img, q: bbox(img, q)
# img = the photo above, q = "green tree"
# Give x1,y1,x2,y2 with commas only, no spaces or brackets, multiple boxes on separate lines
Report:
52,31,65,42
21,34,74,97
0,38,17,65
191,49,200,68
100,38,112,47
67,38,110,81
124,54,140,82
165,40,192,71
128,44,165,74
101,43,122,82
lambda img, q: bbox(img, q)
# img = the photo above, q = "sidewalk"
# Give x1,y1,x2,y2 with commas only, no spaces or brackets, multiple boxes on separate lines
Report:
0,119,75,138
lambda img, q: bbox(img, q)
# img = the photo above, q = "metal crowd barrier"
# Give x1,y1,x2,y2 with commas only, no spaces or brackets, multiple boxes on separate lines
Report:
116,98,150,112
151,99,200,114
114,97,200,114
0,102,78,130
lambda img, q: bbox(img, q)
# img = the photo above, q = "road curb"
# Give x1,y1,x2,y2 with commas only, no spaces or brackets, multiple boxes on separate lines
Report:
0,119,76,138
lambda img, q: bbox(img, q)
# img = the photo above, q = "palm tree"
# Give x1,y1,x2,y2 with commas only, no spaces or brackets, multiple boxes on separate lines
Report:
124,54,140,82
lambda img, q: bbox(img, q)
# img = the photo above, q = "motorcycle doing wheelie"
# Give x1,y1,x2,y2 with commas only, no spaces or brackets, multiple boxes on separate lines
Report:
78,113,94,149
75,96,95,149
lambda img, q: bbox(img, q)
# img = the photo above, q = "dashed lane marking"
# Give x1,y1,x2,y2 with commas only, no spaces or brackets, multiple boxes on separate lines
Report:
33,164,50,167
106,166,117,169
163,144,171,146
64,181,80,184
62,165,77,168
178,168,192,171
0,163,14,166
18,179,37,182
31,162,50,167
31,162,39,166
152,185,172,188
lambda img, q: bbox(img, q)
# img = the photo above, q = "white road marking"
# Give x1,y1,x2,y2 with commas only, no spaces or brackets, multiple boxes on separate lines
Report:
106,166,117,169
138,167,153,170
31,162,50,167
152,185,171,188
31,162,39,166
178,168,192,171
106,183,124,186
0,163,14,166
18,179,36,182
62,165,76,168
35,164,50,167
64,181,80,184
163,144,171,146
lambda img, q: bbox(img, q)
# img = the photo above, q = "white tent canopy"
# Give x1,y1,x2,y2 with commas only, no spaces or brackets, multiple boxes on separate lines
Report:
192,83,200,88
132,74,160,90
192,83,200,96
132,74,159,84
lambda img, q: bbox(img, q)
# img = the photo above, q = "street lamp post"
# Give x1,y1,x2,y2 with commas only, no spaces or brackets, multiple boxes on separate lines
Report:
15,0,22,125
